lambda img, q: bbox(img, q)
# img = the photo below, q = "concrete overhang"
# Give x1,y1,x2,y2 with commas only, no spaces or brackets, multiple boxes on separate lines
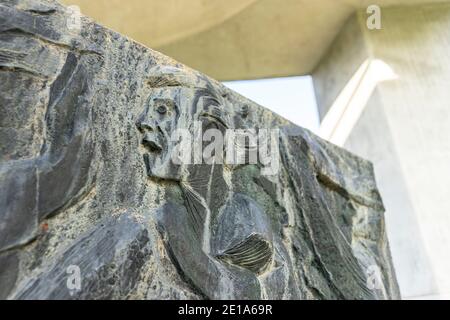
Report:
61,0,449,81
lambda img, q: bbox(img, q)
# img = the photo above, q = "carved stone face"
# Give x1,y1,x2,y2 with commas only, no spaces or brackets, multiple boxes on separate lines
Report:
136,74,230,181
137,90,181,180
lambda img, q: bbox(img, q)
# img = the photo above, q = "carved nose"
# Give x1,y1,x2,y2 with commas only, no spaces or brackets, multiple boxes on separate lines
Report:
137,120,156,132
142,132,163,152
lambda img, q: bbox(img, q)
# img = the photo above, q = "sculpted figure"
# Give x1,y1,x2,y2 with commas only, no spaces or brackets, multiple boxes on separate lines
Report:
136,66,298,299
135,65,399,300
0,2,100,298
0,0,399,300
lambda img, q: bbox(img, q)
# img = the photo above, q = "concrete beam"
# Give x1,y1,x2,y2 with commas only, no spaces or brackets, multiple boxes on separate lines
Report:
61,0,450,80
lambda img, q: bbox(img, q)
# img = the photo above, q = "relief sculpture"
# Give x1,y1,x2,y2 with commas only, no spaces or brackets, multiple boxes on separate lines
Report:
0,0,399,300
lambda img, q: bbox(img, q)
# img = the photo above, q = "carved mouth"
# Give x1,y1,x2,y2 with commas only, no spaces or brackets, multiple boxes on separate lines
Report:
142,134,163,153
143,139,162,153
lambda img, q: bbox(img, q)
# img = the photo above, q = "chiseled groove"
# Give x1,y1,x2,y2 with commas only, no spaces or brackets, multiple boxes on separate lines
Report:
147,75,184,88
217,233,272,274
0,50,44,78
316,171,383,210
26,9,56,15
182,188,204,241
0,28,102,57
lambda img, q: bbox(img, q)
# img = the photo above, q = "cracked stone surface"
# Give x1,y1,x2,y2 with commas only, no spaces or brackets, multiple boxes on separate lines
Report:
0,0,400,300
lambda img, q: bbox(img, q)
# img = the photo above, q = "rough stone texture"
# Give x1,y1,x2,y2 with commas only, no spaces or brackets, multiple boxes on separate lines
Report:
0,0,399,300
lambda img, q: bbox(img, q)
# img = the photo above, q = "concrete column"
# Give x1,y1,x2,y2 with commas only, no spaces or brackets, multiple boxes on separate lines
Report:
313,3,450,299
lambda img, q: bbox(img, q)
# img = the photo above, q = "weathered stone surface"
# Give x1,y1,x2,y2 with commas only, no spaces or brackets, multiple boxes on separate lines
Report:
0,0,400,300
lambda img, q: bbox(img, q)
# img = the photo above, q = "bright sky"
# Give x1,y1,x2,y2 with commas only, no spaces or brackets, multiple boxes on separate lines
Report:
223,76,320,133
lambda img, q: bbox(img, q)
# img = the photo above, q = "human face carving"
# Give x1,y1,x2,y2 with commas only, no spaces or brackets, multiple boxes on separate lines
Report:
136,83,230,181
136,91,180,180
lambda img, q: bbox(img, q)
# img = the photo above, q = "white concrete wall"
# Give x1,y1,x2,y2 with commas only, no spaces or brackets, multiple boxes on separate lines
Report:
313,3,450,299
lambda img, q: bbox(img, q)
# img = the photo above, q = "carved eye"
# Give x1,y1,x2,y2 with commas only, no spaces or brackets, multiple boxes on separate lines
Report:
157,104,167,115
241,105,249,118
